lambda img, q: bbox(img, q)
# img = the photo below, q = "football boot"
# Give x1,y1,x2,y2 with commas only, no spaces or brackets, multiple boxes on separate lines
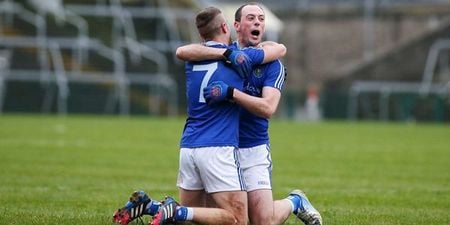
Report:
290,189,323,225
113,190,152,225
150,196,179,225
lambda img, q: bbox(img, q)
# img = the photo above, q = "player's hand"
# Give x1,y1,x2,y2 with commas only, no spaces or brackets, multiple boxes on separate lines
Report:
223,49,253,79
203,81,234,105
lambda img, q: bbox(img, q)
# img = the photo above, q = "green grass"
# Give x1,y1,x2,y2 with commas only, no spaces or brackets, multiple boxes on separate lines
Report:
0,114,449,225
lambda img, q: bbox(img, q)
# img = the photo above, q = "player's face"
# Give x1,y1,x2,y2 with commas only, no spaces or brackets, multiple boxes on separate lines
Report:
235,5,265,47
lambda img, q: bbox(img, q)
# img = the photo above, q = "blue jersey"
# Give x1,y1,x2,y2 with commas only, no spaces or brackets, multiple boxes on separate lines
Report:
180,41,263,148
239,59,286,148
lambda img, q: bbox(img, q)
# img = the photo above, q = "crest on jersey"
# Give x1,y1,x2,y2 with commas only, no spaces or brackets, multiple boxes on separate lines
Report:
253,67,262,78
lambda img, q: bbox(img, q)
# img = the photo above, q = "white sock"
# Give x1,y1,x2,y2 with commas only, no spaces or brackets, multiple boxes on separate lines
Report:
287,198,296,213
186,207,194,220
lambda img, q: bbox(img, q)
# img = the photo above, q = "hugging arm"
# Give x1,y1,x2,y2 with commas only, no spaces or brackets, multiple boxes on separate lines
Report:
231,87,281,119
175,42,286,63
176,44,226,61
258,41,287,63
203,83,281,119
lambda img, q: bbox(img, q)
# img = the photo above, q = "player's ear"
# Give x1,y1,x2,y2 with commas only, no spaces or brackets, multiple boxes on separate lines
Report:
221,22,228,34
234,21,240,32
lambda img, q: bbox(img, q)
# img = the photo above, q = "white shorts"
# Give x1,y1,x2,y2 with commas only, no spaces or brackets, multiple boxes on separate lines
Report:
238,144,273,192
176,146,245,193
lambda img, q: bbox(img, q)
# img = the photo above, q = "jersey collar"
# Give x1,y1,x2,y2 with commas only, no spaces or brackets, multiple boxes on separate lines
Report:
205,41,227,47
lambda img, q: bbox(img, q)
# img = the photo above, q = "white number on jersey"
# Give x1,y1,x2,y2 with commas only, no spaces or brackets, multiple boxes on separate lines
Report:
193,62,218,103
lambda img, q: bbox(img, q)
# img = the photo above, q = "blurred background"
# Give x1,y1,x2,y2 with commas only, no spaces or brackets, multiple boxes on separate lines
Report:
0,0,449,122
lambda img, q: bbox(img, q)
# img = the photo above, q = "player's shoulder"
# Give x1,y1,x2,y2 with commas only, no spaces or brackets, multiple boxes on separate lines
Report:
264,59,284,68
241,45,260,50
260,59,286,79
241,46,263,53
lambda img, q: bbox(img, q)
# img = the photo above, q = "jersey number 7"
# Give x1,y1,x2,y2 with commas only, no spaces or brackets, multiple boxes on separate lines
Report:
193,62,218,103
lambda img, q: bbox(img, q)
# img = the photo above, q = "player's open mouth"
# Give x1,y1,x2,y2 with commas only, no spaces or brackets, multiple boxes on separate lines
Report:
251,30,260,38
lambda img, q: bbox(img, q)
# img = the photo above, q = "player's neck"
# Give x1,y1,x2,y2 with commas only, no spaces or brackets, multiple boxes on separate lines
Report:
237,39,249,49
211,36,230,46
237,38,258,49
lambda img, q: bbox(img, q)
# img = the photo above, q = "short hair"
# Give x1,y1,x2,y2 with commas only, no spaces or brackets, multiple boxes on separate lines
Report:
234,2,264,22
196,7,223,41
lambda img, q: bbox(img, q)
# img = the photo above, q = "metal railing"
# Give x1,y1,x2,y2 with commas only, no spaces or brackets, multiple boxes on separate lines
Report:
65,3,197,52
0,36,129,114
0,50,10,115
108,0,176,115
347,39,450,120
0,1,180,116
347,81,449,120
49,42,69,115
420,39,450,96
0,0,49,84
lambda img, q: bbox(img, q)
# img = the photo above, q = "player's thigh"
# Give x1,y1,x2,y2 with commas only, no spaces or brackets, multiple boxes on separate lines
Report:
239,144,273,191
177,148,204,190
210,191,248,225
195,146,244,193
179,188,206,207
247,189,274,225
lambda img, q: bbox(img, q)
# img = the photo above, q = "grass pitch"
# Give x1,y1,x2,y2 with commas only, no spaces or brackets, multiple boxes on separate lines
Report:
0,114,449,225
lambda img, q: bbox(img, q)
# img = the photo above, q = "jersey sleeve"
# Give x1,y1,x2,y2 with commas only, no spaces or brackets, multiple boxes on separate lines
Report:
242,47,264,67
264,60,286,91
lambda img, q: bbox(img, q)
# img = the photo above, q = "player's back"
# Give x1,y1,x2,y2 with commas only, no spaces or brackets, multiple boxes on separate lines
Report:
180,43,244,148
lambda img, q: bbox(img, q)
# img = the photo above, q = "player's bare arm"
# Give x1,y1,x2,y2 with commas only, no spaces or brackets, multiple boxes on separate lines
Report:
176,44,226,61
176,42,286,63
260,42,286,63
261,41,287,64
232,87,281,119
